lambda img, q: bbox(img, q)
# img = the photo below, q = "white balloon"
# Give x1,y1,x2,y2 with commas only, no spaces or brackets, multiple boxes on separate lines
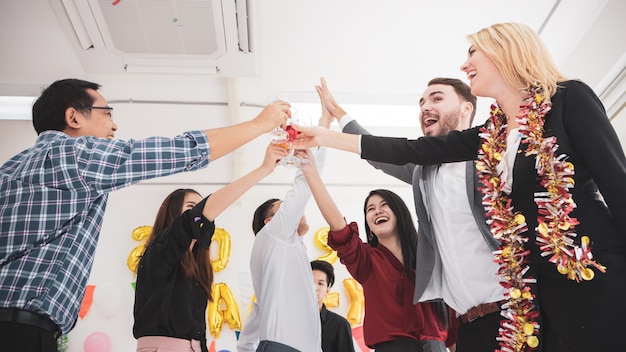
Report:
93,283,125,319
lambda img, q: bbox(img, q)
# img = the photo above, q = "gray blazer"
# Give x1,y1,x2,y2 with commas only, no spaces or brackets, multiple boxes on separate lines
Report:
343,120,498,304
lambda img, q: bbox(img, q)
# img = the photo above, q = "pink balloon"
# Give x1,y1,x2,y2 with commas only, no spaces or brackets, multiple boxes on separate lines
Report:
84,331,112,352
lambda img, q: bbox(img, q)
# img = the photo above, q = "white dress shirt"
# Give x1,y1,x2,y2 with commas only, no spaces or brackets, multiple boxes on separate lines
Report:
420,162,506,314
237,149,325,352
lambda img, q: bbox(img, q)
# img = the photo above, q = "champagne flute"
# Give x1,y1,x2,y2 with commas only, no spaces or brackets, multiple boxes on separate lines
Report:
267,92,289,144
279,110,312,168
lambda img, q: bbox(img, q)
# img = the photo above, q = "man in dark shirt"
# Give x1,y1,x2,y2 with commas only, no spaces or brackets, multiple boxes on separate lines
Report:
310,260,355,352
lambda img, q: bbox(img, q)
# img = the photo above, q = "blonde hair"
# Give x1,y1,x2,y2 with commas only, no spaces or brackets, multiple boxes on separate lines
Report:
467,22,568,98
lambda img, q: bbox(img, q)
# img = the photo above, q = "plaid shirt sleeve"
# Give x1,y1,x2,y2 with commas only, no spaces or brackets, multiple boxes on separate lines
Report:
74,130,211,193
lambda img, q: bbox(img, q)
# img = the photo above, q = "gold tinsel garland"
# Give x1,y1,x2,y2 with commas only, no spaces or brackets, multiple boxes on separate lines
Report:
476,84,605,352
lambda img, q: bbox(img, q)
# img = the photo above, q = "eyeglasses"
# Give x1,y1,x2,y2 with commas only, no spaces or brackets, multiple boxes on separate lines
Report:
74,106,114,117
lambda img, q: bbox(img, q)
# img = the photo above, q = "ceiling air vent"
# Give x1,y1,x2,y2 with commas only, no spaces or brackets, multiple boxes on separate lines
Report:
51,0,257,76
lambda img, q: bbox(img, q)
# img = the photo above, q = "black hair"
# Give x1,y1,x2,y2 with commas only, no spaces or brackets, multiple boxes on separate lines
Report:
427,77,477,124
310,260,335,288
147,188,214,299
363,189,417,279
32,78,101,134
252,198,281,235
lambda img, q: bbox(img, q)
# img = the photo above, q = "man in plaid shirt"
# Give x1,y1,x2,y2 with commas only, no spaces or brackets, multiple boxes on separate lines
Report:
0,78,290,351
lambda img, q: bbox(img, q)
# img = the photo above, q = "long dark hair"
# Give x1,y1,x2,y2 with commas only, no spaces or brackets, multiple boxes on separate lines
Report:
363,189,417,279
147,188,214,299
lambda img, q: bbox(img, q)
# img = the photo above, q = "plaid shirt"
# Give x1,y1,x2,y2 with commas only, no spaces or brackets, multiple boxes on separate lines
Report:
0,130,210,334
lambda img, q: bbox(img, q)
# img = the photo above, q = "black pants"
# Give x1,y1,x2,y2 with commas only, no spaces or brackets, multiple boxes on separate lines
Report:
256,340,300,352
374,338,447,352
456,311,501,352
0,321,58,352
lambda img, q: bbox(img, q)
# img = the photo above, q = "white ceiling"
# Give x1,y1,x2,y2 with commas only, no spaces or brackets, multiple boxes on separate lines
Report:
1,0,625,164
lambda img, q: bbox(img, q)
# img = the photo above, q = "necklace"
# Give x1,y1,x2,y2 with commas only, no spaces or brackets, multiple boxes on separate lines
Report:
476,84,606,351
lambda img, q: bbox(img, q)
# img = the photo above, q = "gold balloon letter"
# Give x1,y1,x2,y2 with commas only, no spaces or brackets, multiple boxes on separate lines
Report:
127,226,152,274
210,228,231,272
208,283,242,338
314,227,338,264
343,278,364,327
323,291,340,308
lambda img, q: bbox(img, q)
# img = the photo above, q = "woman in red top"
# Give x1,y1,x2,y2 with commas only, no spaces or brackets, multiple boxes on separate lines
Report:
300,151,450,352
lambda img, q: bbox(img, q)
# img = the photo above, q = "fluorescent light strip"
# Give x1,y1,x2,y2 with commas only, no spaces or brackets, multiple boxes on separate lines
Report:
0,96,37,121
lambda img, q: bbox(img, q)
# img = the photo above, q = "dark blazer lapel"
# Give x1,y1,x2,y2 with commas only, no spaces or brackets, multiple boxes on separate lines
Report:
413,164,438,303
511,140,536,198
467,161,500,250
414,165,434,242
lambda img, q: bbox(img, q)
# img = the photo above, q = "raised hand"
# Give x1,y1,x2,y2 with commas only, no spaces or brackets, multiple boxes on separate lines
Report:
262,144,289,172
315,77,347,122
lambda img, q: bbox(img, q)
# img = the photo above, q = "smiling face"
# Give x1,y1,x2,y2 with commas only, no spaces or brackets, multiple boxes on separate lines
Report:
365,194,397,240
419,84,464,136
460,46,506,100
70,88,118,139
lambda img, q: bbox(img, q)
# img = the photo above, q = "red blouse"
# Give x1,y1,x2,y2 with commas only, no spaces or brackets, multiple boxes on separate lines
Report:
328,222,447,348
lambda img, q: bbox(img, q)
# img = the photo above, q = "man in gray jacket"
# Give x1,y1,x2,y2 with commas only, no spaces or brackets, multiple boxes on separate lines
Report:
315,77,505,352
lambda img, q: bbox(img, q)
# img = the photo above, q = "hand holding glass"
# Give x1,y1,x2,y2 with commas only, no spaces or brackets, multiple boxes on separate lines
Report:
267,92,290,144
278,111,312,168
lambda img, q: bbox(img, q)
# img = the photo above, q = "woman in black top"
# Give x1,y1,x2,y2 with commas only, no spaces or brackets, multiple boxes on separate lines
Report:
133,144,286,352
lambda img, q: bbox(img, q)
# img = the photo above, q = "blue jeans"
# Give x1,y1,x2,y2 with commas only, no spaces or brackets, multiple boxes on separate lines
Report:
256,340,300,352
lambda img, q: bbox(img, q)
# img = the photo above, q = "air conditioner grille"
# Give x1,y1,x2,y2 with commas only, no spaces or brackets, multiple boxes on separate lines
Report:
97,0,221,55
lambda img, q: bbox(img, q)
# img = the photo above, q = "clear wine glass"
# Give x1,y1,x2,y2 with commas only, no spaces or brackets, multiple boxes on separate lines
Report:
279,110,312,168
267,92,289,144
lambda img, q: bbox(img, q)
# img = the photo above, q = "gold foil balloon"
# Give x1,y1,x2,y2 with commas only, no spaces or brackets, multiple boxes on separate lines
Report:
127,244,147,274
314,227,338,264
343,278,364,327
210,228,231,272
323,291,339,308
127,226,152,274
132,226,152,241
208,283,242,338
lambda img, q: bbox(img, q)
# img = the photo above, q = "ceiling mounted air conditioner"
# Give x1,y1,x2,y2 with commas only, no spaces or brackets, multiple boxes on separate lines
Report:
51,0,257,76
